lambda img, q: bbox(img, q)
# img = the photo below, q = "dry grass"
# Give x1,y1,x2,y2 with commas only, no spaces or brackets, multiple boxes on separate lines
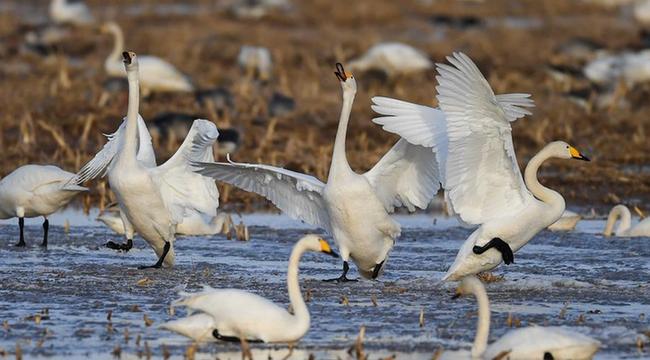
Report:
1,0,650,211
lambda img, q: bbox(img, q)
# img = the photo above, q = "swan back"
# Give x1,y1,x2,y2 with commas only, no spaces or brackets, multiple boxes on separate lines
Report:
161,313,216,343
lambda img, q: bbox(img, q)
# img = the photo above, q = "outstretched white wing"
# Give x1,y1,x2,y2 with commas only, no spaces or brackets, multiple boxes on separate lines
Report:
363,139,440,212
148,119,219,224
75,114,155,183
193,158,331,233
436,52,535,225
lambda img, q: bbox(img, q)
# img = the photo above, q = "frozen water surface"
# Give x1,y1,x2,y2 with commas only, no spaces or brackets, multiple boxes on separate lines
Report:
0,212,648,359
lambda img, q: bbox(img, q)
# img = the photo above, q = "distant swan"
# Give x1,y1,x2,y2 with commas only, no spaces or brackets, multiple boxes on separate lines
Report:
194,63,440,281
0,165,86,247
603,204,650,237
162,234,338,343
548,210,582,232
371,52,590,281
440,276,600,360
49,0,94,26
348,42,433,77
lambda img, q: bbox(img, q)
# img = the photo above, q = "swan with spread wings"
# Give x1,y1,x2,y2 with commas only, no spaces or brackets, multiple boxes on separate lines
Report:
194,63,440,281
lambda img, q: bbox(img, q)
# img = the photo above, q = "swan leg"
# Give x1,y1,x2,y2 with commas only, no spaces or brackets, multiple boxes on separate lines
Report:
371,259,385,279
211,330,263,343
472,237,514,265
138,241,170,269
41,219,49,247
15,217,25,247
106,239,133,252
324,261,358,282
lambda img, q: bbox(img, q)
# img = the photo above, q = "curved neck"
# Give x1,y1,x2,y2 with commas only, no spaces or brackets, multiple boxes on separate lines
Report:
121,65,140,160
470,280,490,358
524,146,565,211
286,241,310,334
327,87,355,181
604,205,631,236
106,27,124,67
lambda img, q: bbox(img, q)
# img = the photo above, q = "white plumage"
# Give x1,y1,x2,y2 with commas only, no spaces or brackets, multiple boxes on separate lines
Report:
584,50,650,86
348,42,433,77
194,64,440,281
49,0,94,26
603,204,650,237
547,210,582,231
237,45,273,80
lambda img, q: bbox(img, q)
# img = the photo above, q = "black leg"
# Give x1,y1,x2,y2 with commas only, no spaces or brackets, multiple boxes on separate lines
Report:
212,330,263,343
473,237,514,265
106,239,133,252
372,259,385,279
324,261,357,282
15,217,25,247
138,241,170,269
41,219,49,247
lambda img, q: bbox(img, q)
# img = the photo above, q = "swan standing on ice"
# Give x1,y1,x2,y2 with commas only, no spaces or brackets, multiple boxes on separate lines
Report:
603,204,650,237
440,276,600,359
194,63,440,281
49,0,94,26
162,234,338,342
348,42,433,77
101,22,194,96
79,51,218,268
371,52,590,281
548,210,582,231
0,165,86,247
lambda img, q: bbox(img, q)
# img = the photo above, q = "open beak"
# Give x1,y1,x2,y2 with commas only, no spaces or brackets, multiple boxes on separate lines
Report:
122,51,132,65
334,62,351,82
570,146,590,161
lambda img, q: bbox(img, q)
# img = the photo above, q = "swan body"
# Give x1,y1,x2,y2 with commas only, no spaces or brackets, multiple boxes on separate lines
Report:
348,42,432,76
79,51,218,267
443,276,600,360
634,0,650,25
584,50,650,86
603,204,650,237
194,64,440,280
370,52,589,281
49,0,94,26
237,46,272,80
162,234,338,343
548,210,582,231
0,165,87,246
101,23,194,95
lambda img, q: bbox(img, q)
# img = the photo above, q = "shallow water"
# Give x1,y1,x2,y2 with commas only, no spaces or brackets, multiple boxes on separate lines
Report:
0,215,648,359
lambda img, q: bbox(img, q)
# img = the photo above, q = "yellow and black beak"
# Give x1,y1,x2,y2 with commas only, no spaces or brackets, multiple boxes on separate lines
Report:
451,288,462,300
334,63,352,82
569,146,590,161
319,238,339,258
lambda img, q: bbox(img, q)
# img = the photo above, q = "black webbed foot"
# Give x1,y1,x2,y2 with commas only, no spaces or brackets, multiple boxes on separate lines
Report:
473,237,514,265
106,239,133,252
323,260,358,283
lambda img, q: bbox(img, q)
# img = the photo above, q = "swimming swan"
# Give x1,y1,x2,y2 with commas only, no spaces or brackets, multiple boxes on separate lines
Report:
441,276,600,359
371,52,590,281
0,165,87,247
101,22,194,96
193,63,440,281
78,51,218,268
603,204,650,237
162,234,338,343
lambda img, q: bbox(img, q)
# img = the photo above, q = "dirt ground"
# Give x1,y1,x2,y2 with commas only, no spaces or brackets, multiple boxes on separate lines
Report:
1,0,649,213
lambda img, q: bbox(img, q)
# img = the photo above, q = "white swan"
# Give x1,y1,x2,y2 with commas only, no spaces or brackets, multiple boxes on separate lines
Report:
371,52,590,281
440,276,600,359
78,51,218,268
547,210,582,232
193,63,440,281
49,0,94,26
101,22,194,96
603,204,650,237
348,42,433,77
237,45,273,81
162,234,338,343
584,50,650,87
0,165,87,247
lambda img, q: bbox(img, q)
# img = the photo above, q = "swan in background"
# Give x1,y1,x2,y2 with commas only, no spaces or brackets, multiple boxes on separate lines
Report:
603,204,650,237
162,234,338,343
78,51,218,268
194,63,440,282
371,52,590,281
101,22,194,96
97,203,232,236
49,0,94,26
584,50,650,87
634,0,650,25
441,276,600,359
348,42,433,77
0,165,87,247
237,46,273,81
548,210,582,231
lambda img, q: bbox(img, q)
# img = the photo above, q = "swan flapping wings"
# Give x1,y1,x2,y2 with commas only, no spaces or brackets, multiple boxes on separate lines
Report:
193,158,331,233
436,52,535,225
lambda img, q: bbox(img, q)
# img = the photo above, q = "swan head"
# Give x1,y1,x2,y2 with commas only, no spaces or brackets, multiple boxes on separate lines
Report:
334,62,357,93
100,21,121,34
122,51,138,69
546,141,590,161
300,234,339,257
453,275,483,299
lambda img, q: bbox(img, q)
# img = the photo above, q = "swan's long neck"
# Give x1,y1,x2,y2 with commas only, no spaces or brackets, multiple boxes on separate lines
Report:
106,27,124,69
524,146,565,214
604,205,631,236
327,86,355,181
287,241,310,335
470,280,490,358
121,63,140,161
